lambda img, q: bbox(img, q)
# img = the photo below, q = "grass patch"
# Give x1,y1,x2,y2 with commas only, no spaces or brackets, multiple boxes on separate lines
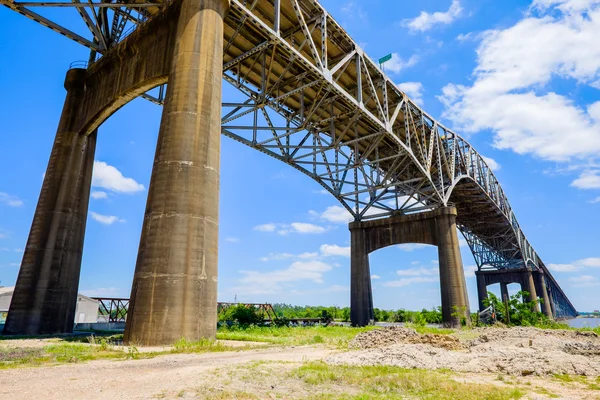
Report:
216,325,379,348
171,338,250,353
292,362,524,400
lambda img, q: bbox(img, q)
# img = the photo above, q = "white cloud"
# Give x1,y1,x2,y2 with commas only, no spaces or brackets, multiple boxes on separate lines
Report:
239,260,333,285
589,196,600,204
371,274,381,279
571,170,600,189
92,161,145,194
548,257,600,272
0,192,23,207
320,205,352,224
439,4,600,165
481,156,501,171
397,82,425,106
254,223,276,232
398,243,430,252
260,252,317,262
289,222,326,234
320,244,351,257
532,0,600,12
569,274,600,287
396,267,439,276
255,222,327,235
90,191,108,200
456,32,477,42
403,0,463,33
225,237,240,243
90,212,125,225
383,276,440,287
384,54,419,74
463,265,478,278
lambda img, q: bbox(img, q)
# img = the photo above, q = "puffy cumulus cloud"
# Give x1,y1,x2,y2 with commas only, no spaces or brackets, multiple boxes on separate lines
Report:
571,170,600,189
439,4,600,164
289,222,326,234
397,82,425,106
384,54,419,75
532,0,600,12
253,223,276,232
589,196,600,204
0,192,23,207
239,260,333,285
403,0,463,33
318,205,353,224
92,161,145,194
90,191,108,200
481,155,501,171
90,212,125,225
371,274,381,279
547,257,600,272
320,244,350,257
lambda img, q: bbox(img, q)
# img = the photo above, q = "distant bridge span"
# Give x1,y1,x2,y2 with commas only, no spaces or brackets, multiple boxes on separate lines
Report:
2,0,576,344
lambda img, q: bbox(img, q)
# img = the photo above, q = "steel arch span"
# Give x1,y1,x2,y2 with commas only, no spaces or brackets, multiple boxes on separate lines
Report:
2,0,576,336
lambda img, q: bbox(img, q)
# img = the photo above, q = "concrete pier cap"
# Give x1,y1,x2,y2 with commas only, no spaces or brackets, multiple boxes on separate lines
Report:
64,68,86,90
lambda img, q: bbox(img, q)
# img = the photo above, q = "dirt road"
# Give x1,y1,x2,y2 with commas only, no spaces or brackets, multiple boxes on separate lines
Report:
0,346,334,400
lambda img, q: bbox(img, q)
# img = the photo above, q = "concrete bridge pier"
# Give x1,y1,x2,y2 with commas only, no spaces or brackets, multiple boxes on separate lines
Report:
534,272,553,318
475,269,545,316
124,0,229,346
500,283,510,302
349,206,470,328
3,69,97,335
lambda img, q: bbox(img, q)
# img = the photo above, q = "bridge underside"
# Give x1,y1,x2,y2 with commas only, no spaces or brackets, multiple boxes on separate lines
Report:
2,0,577,340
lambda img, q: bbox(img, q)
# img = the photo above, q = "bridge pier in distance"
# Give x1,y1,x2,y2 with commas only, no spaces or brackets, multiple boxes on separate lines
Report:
349,206,470,328
475,269,544,316
123,0,229,346
3,69,97,335
534,272,553,318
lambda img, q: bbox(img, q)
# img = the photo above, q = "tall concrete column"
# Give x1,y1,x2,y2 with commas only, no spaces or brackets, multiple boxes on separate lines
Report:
536,273,553,318
3,69,96,335
500,282,510,302
350,227,374,326
475,272,488,312
124,0,229,345
524,270,541,313
436,208,470,327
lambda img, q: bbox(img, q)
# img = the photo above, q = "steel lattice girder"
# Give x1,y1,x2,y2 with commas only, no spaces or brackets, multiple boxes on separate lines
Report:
0,0,577,316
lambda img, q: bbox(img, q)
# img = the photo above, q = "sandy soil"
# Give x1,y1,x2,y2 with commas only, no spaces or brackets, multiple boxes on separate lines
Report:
329,326,600,377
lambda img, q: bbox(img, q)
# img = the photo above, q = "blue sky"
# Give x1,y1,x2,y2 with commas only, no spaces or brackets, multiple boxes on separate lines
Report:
1,0,599,312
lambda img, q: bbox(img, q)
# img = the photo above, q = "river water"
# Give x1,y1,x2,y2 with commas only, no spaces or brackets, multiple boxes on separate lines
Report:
567,318,600,328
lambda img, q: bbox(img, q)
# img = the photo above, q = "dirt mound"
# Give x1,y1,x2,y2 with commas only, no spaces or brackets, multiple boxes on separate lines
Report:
408,334,464,350
329,326,600,377
350,327,464,351
349,327,418,349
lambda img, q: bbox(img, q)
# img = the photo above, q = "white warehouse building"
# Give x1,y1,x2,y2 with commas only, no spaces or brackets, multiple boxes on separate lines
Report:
0,286,99,324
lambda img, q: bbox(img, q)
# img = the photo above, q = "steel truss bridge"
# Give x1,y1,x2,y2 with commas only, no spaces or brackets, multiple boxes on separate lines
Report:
1,0,577,318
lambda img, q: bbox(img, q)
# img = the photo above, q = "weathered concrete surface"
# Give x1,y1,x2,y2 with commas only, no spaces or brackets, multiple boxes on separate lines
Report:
3,69,97,335
436,209,470,327
124,0,229,346
350,228,374,327
349,207,470,328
